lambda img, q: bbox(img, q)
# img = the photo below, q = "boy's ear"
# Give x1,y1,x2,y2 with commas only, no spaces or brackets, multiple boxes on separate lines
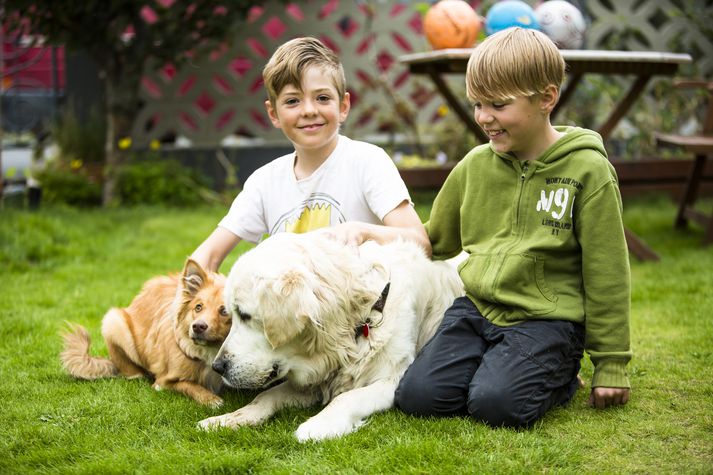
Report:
540,85,559,115
339,92,351,123
265,100,282,128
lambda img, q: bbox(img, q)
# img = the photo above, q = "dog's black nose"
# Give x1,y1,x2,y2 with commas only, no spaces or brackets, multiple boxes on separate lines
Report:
212,357,228,375
192,320,208,334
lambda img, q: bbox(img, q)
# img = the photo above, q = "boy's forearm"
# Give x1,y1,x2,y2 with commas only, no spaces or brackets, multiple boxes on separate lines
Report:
364,223,432,257
191,227,241,273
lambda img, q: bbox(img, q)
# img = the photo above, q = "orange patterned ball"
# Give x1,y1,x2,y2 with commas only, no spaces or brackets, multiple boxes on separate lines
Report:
423,0,482,50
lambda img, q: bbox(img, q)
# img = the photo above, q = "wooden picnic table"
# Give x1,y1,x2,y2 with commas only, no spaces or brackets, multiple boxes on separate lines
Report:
399,48,693,261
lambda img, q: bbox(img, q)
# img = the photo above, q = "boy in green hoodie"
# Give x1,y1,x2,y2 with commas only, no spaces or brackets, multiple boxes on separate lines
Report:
395,27,631,427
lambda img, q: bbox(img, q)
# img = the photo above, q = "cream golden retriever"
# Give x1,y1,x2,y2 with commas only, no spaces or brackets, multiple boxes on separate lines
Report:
197,232,463,441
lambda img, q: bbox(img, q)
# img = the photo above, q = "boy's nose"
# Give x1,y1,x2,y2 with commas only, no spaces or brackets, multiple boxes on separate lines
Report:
475,109,492,125
302,98,317,115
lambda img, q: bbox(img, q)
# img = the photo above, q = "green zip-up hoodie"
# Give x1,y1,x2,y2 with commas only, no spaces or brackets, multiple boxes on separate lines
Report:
427,126,631,389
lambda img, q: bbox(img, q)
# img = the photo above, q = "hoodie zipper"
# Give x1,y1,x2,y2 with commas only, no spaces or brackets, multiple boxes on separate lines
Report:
515,161,529,229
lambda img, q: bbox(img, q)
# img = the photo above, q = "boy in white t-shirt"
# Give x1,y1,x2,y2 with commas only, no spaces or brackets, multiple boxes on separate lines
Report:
191,37,429,272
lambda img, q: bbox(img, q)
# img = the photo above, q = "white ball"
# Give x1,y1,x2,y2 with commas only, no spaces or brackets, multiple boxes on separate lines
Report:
535,1,587,49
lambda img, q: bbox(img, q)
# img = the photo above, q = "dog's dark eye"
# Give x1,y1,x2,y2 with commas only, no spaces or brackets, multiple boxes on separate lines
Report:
194,303,203,313
219,306,229,317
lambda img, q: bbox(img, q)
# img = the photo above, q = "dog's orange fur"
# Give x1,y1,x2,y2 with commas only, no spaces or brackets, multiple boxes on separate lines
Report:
60,259,231,407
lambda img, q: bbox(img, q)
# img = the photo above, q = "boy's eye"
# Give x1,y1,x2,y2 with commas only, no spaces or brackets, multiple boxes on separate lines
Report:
284,98,299,106
317,94,331,102
493,103,506,109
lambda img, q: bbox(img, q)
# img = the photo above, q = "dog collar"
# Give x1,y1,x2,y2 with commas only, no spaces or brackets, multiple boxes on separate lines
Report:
355,282,390,339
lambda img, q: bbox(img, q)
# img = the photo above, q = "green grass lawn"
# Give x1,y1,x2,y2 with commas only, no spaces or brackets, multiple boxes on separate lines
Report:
1,194,712,474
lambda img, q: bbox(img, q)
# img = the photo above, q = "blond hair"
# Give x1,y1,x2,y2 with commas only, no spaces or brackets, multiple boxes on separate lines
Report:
466,27,565,103
262,37,346,107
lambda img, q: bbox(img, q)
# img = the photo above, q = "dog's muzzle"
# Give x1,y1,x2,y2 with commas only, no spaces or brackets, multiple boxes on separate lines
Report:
212,356,230,376
212,356,281,390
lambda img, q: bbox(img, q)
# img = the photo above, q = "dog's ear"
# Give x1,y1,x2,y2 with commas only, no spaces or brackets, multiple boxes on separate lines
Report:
182,258,208,296
351,262,389,309
263,269,319,349
263,313,308,349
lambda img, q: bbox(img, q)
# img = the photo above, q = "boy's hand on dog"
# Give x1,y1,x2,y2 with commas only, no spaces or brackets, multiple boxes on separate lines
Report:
316,222,367,248
588,387,630,409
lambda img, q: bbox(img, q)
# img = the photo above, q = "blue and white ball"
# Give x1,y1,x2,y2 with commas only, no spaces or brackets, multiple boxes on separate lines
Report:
485,0,540,36
535,1,587,49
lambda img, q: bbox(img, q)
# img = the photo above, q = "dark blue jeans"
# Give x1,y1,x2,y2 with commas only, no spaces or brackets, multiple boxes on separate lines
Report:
395,297,584,427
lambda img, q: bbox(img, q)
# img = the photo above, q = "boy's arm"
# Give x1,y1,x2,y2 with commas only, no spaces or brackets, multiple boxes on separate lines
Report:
323,201,431,256
577,179,632,401
191,227,242,273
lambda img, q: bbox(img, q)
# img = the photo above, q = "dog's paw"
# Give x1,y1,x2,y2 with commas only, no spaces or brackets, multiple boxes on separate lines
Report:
197,414,234,431
295,415,363,443
197,406,267,431
207,397,224,409
197,395,223,409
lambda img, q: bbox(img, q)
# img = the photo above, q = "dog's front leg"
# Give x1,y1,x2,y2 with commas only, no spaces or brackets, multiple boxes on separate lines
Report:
158,380,223,408
197,381,319,431
295,378,399,442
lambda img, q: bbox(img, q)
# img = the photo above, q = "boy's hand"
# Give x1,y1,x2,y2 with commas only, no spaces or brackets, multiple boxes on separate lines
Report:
588,387,630,409
317,222,367,247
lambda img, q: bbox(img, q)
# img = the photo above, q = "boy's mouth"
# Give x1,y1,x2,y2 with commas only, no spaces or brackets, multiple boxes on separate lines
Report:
485,129,505,139
299,123,324,131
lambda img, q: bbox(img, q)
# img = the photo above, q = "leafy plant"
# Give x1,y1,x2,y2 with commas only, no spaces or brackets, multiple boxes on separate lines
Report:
116,158,218,206
34,161,102,207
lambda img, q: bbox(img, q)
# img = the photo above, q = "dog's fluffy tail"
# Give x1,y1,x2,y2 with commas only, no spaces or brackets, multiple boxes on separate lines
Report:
60,323,118,379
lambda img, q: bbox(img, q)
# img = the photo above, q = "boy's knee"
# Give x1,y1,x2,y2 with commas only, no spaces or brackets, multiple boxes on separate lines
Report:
395,375,431,415
467,386,537,428
395,373,464,417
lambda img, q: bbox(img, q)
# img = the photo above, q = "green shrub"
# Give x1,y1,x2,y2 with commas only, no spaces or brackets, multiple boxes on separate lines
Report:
116,158,217,206
35,162,102,207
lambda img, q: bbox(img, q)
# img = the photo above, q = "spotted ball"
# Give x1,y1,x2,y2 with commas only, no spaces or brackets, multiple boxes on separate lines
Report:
535,1,587,49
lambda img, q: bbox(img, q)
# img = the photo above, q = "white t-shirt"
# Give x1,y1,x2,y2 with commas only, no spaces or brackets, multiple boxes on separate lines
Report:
218,135,411,243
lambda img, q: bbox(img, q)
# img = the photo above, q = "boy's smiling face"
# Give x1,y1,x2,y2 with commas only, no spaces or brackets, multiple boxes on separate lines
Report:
265,65,350,163
472,85,560,162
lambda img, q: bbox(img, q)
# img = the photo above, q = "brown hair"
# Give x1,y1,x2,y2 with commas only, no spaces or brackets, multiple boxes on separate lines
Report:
262,37,346,107
466,27,565,103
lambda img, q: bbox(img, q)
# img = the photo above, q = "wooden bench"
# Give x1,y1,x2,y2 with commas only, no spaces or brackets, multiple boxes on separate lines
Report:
654,80,713,245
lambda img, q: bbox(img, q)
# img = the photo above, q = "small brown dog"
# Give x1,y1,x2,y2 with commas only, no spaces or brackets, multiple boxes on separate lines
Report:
61,259,231,407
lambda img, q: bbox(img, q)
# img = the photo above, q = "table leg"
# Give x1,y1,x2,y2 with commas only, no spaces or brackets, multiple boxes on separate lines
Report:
426,67,489,143
624,227,660,261
598,75,651,141
552,73,583,121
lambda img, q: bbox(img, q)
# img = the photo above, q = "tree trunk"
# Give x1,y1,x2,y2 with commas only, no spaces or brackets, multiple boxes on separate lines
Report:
101,72,141,207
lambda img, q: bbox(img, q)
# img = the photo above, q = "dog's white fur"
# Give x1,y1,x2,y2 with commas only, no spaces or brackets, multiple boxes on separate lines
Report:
197,232,463,441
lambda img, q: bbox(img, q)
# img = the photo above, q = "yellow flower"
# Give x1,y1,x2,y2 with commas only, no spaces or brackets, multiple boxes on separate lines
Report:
437,104,449,117
149,139,161,151
70,159,83,170
118,137,132,150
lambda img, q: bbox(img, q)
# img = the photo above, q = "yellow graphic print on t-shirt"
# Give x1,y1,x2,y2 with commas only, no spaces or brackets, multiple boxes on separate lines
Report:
285,202,332,233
